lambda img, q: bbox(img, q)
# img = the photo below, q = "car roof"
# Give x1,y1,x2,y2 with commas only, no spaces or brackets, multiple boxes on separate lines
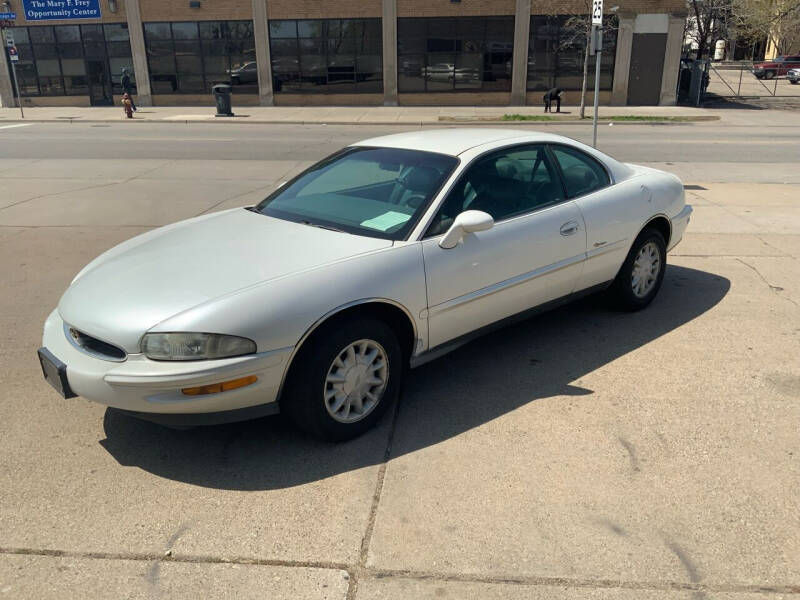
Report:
352,128,570,157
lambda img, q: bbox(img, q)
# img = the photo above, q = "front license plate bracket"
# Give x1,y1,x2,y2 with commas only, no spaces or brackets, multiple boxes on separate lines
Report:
37,347,77,399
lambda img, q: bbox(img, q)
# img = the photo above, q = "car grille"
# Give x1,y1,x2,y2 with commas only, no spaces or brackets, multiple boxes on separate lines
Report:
65,325,127,361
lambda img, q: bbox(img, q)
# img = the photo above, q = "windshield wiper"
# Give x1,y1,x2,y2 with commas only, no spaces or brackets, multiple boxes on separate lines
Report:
299,220,345,233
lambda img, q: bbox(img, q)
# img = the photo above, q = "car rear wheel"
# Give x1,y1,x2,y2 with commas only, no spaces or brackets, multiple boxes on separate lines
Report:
280,317,402,441
609,229,667,311
791,80,798,85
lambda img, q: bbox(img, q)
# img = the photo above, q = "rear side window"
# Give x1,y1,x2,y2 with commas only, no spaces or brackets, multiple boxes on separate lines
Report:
550,145,610,198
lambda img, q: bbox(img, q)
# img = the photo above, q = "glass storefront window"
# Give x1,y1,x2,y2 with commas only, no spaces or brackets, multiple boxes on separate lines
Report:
268,19,383,94
143,21,257,94
526,16,618,91
397,16,514,93
103,24,130,42
397,17,514,93
8,25,133,97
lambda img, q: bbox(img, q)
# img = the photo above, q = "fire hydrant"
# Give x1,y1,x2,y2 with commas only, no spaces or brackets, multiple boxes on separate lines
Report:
122,93,134,119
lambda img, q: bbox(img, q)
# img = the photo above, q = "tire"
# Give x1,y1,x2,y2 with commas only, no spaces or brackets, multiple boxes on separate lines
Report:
764,70,775,80
609,228,667,311
790,80,798,85
280,316,402,441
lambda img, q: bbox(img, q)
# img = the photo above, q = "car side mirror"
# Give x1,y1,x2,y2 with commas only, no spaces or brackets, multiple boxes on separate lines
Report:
439,210,494,249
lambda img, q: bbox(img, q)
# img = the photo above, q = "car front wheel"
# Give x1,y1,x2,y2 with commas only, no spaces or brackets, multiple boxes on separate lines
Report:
610,229,667,311
281,316,402,441
764,70,775,79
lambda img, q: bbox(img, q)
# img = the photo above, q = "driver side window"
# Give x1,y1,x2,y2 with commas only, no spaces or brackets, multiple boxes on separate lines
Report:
425,145,564,236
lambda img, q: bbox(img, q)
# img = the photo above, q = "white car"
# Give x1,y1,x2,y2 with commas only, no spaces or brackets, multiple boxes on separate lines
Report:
38,129,692,440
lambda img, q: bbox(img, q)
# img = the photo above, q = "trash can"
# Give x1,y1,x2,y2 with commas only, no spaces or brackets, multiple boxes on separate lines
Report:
687,59,710,107
212,83,234,117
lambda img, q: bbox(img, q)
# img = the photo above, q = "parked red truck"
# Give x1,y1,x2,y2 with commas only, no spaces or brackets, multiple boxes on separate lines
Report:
752,55,800,79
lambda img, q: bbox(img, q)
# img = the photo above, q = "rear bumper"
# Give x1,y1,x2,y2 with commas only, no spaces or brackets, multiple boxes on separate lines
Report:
668,204,693,251
41,310,291,420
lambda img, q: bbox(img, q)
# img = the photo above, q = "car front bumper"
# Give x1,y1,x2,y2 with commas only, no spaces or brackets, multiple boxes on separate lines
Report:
41,310,292,424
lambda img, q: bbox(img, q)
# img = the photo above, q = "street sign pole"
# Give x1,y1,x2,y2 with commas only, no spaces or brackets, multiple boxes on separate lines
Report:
9,50,23,119
591,0,603,148
592,27,601,148
3,28,23,118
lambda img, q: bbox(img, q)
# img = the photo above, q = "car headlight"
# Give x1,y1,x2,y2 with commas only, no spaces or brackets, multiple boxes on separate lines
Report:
141,333,256,361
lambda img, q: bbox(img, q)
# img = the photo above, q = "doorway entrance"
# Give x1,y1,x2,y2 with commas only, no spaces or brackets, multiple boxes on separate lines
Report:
86,59,113,106
627,33,667,105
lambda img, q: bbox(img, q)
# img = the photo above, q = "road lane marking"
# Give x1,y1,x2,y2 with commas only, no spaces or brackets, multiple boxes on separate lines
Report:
0,124,35,130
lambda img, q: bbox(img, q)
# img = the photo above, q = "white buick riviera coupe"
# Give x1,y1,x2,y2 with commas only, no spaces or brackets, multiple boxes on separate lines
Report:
39,129,692,440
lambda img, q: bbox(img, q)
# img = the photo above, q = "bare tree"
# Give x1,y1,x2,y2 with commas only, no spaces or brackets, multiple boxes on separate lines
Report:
560,5,618,118
686,0,734,59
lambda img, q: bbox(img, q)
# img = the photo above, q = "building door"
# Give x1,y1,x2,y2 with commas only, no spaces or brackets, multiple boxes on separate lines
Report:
627,33,667,105
86,59,113,106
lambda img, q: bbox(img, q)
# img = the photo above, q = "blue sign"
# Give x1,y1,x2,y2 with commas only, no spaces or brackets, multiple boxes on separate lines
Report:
0,12,18,19
22,0,101,21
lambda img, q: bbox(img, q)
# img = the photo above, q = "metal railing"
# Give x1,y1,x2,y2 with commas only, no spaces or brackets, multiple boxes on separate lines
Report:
707,61,795,98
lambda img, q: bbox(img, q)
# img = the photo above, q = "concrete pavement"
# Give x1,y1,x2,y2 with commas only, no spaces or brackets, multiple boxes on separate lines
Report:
0,121,798,599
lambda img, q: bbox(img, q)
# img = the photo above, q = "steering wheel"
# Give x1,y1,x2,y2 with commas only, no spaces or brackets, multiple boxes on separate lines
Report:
401,193,427,209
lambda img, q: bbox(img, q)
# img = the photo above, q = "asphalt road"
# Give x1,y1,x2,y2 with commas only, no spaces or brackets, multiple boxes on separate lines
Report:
0,118,798,163
1,120,799,599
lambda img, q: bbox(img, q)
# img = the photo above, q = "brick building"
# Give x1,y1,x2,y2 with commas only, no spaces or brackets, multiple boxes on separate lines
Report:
0,0,686,108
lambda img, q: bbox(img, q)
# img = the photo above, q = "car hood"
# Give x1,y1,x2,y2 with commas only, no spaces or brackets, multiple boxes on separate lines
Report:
58,208,392,352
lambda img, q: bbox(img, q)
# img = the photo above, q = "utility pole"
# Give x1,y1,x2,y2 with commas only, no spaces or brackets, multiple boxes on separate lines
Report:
591,0,603,148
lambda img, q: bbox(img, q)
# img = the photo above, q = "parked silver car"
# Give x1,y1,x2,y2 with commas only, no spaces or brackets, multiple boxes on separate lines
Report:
39,129,691,440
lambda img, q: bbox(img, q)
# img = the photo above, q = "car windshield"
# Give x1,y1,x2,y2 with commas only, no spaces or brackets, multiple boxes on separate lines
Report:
254,147,458,240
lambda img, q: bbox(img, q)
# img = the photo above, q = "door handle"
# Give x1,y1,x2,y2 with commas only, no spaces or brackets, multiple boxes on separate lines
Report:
560,221,579,236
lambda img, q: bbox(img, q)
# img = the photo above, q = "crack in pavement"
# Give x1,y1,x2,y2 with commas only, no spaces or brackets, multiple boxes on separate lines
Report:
347,393,403,600
2,547,799,595
737,258,800,309
754,234,798,260
0,159,176,214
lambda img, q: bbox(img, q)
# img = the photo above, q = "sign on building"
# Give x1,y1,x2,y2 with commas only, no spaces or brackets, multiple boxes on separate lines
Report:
592,0,603,25
0,12,18,20
8,46,19,62
22,0,101,21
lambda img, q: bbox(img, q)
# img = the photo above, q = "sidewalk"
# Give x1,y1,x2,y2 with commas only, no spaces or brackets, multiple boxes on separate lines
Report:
0,103,751,125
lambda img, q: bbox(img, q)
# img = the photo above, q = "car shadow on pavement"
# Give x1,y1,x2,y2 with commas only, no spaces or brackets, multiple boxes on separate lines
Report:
100,264,730,490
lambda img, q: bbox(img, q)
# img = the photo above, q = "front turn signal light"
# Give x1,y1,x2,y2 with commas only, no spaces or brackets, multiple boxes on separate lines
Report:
181,375,257,396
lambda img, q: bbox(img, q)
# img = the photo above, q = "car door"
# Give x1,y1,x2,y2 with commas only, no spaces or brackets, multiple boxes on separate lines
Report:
549,143,639,290
421,144,587,349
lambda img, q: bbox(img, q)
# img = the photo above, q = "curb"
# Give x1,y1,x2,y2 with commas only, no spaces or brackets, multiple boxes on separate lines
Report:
0,117,719,126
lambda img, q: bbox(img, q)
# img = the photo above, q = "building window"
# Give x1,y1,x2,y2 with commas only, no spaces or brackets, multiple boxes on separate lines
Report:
143,21,256,94
8,25,134,97
397,17,514,93
268,19,383,94
527,16,617,91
